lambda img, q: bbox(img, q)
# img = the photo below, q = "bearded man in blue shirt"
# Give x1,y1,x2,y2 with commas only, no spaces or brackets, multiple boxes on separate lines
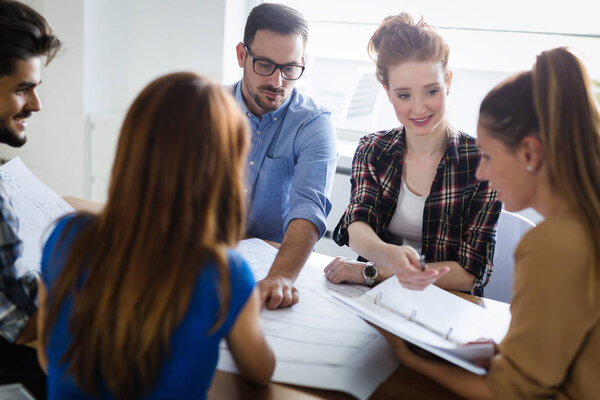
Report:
233,3,337,310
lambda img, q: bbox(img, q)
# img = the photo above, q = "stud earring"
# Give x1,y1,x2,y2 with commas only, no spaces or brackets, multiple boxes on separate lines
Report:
526,165,533,172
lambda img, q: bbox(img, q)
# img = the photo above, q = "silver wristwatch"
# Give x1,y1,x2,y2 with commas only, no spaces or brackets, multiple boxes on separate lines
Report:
362,261,378,286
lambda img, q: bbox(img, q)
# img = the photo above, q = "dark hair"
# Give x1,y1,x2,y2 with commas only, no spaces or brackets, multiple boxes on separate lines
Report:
478,71,539,150
243,3,308,48
480,47,600,292
0,0,62,76
368,12,449,87
43,72,249,399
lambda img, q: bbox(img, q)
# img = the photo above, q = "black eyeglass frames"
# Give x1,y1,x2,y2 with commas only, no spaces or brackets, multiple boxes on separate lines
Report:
244,44,305,80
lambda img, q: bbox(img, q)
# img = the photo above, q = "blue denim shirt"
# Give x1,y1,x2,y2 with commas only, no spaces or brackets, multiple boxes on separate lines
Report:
233,81,337,243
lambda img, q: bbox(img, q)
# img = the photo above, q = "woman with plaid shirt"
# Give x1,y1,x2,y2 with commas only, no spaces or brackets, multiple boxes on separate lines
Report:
325,13,501,296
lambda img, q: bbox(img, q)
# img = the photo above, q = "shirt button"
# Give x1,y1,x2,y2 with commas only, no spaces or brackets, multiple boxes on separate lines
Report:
273,117,278,121
246,112,251,117
245,188,249,193
256,130,261,135
249,160,255,166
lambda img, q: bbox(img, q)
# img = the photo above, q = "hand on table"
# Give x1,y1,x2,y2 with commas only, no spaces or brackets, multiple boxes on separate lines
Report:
258,275,299,310
323,256,365,284
385,245,449,290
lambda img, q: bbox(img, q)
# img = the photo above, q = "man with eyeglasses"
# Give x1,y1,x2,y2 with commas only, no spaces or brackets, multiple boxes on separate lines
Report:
233,3,337,310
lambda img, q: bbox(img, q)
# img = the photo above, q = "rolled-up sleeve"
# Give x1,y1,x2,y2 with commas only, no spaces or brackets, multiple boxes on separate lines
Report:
285,112,337,238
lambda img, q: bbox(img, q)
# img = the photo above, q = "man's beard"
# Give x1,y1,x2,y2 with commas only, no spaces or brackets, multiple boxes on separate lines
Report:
0,110,31,147
253,85,286,112
0,123,27,147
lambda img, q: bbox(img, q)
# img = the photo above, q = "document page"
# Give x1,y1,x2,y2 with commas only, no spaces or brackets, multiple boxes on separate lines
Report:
366,277,509,344
0,157,74,277
218,239,399,400
330,276,512,375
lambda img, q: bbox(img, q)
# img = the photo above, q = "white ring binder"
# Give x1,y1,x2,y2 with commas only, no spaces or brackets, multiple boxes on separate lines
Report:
370,289,458,344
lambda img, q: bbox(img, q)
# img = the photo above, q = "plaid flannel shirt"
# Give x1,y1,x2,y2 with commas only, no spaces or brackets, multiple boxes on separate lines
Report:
333,127,501,295
0,181,37,342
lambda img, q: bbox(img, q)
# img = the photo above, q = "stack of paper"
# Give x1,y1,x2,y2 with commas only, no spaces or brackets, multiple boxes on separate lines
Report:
218,239,400,400
0,157,74,277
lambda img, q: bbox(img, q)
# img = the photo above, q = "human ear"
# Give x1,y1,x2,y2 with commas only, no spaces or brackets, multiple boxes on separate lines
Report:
520,136,543,171
236,42,246,68
445,70,453,95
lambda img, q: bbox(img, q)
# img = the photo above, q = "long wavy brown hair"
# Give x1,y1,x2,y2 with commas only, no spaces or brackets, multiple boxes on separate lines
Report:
42,72,249,398
480,47,600,297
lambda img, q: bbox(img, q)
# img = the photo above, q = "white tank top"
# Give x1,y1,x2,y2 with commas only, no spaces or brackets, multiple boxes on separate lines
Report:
386,179,427,254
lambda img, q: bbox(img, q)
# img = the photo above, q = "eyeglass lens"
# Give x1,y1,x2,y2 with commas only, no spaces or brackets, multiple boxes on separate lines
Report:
254,60,302,79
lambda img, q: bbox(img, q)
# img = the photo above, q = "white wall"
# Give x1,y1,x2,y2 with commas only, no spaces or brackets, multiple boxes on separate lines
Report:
127,0,227,97
223,0,260,85
0,0,249,199
84,0,132,114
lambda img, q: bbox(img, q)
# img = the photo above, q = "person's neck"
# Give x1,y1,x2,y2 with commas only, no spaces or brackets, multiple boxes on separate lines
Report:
534,195,569,220
531,172,569,218
404,123,448,158
240,82,266,118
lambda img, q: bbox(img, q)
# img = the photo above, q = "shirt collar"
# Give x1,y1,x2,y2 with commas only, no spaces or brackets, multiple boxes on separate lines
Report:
444,126,461,165
234,80,295,121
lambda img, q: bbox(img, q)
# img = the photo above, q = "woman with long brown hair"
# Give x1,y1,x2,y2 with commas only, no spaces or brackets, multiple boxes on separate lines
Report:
378,47,600,399
37,72,274,399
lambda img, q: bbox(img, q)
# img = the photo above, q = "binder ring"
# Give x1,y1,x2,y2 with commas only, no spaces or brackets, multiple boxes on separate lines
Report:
374,292,383,305
444,327,454,340
409,308,418,321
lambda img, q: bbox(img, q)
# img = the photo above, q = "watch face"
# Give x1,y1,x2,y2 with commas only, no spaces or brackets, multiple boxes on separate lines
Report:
364,264,377,278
